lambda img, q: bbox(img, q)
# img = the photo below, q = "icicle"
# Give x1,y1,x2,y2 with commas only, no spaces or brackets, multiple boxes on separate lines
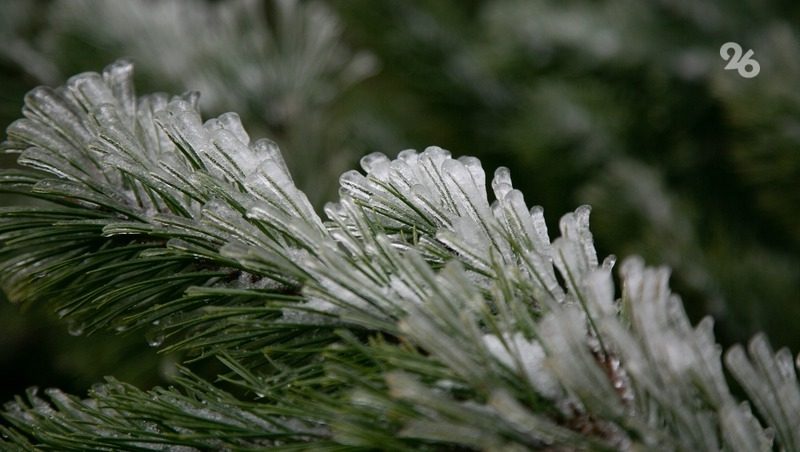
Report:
21,85,92,147
582,268,615,317
421,146,451,162
529,205,551,253
601,254,616,271
457,156,486,195
559,205,598,269
339,170,371,199
212,112,250,145
101,59,136,122
552,237,589,295
251,138,290,180
442,158,490,220
65,72,118,114
397,149,419,164
491,166,513,200
360,152,390,173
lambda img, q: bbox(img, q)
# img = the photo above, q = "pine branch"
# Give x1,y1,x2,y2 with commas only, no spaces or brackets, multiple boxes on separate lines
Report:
2,61,799,451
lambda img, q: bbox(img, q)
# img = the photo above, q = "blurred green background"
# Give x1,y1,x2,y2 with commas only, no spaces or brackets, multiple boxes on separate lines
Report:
1,0,799,403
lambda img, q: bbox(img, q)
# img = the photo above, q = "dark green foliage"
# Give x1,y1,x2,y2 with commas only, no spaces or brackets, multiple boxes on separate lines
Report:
1,1,799,450
0,60,798,450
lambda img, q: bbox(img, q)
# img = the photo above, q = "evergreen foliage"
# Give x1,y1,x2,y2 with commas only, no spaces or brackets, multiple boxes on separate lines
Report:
3,0,800,355
2,60,799,451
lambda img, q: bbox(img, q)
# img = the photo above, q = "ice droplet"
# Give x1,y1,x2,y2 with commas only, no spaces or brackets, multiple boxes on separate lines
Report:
67,320,85,336
397,149,418,163
146,328,165,347
422,146,451,162
492,167,513,200
360,152,389,173
602,254,617,271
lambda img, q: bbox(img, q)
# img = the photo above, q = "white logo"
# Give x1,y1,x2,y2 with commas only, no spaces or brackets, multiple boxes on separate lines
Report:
720,42,760,78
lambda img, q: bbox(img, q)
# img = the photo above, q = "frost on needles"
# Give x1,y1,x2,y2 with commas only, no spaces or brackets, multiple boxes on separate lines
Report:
0,60,799,451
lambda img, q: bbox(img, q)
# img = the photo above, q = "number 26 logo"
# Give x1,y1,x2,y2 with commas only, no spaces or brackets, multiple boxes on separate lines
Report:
720,42,760,78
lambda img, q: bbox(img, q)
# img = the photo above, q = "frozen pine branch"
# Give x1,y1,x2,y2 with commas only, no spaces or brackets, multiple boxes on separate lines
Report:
1,61,799,451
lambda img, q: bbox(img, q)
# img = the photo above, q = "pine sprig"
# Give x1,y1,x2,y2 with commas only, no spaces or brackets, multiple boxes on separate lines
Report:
2,61,799,451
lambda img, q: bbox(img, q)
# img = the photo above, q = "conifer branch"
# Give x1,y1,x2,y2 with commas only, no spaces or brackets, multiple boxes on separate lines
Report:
2,61,798,451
